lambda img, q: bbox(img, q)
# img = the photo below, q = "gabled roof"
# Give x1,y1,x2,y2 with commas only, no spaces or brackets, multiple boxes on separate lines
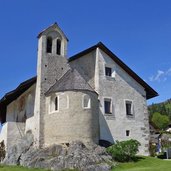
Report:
46,69,96,95
37,22,69,41
0,76,36,106
68,42,158,99
0,76,36,123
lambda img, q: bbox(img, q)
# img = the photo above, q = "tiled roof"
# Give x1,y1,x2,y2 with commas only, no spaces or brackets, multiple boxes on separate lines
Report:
46,69,95,95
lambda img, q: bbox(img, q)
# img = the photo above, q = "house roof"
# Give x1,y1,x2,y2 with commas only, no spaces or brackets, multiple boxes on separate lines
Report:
0,76,36,106
0,76,36,123
45,69,96,95
68,42,158,99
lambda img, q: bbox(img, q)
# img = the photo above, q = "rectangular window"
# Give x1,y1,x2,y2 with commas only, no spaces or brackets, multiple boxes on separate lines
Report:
125,100,133,116
105,67,112,77
104,99,112,114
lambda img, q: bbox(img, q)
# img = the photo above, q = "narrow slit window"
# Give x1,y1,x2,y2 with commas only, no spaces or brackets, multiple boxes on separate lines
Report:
46,37,52,53
104,99,112,114
55,97,58,111
50,95,58,113
56,39,61,55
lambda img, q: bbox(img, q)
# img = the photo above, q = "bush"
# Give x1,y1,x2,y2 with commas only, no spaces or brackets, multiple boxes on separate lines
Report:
107,139,140,162
149,142,157,157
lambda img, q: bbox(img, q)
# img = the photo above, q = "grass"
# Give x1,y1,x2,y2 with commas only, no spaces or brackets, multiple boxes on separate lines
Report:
112,156,171,171
0,165,46,171
1,157,171,171
0,165,77,171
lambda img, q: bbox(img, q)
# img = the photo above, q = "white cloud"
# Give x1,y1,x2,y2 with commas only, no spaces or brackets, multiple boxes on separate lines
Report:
166,68,171,75
149,68,171,82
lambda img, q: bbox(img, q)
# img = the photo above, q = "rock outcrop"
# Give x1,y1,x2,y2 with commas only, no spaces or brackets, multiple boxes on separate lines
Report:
2,134,115,171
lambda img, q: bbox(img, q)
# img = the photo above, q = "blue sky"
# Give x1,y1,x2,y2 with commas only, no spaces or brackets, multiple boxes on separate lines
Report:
0,0,171,104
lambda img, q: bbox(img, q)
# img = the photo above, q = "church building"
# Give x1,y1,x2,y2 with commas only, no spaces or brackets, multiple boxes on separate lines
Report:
0,23,158,155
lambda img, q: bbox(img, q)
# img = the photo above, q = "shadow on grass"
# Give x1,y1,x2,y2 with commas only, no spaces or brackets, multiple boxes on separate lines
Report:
131,156,146,162
113,156,146,163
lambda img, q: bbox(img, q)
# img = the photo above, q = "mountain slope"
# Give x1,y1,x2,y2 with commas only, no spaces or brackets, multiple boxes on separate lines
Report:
148,99,171,119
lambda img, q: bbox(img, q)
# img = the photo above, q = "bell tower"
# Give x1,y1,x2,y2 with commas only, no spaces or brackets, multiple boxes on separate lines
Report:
33,23,70,147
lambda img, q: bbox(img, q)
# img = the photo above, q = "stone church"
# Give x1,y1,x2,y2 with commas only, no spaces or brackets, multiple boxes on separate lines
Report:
0,23,158,155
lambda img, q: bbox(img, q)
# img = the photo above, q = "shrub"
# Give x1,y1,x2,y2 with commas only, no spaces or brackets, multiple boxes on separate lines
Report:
149,142,157,157
107,139,140,162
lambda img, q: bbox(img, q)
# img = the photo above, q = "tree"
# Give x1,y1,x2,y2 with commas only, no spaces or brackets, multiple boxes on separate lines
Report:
152,112,169,130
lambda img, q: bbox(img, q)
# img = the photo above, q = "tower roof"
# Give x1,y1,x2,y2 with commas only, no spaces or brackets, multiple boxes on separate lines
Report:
45,69,96,95
37,22,69,41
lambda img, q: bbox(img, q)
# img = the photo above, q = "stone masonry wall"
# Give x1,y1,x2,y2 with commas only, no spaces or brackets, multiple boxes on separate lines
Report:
44,91,99,146
34,25,70,147
97,49,149,155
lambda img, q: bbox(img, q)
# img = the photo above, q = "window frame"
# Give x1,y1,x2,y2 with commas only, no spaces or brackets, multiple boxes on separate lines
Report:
82,94,91,109
125,100,134,118
105,67,112,77
104,64,116,78
104,98,113,115
56,39,61,55
49,95,59,114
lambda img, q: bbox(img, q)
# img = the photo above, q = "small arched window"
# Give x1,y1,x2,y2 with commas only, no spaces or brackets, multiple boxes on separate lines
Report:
55,96,58,111
50,95,58,113
82,94,91,109
46,37,52,53
56,39,61,55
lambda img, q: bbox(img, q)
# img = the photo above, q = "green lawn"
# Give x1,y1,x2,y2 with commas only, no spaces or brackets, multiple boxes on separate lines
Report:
113,156,171,171
0,165,76,171
0,165,46,171
1,157,171,171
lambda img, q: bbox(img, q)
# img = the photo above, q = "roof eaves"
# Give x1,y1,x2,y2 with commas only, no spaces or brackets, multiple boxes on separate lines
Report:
0,76,37,105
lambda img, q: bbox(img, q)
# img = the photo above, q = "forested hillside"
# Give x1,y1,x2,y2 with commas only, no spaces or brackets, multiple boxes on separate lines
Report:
148,99,171,130
148,99,171,119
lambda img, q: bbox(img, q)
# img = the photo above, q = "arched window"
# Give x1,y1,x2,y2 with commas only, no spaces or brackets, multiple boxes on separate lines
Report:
56,39,61,55
50,95,58,112
55,96,58,111
46,36,52,53
82,94,91,109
